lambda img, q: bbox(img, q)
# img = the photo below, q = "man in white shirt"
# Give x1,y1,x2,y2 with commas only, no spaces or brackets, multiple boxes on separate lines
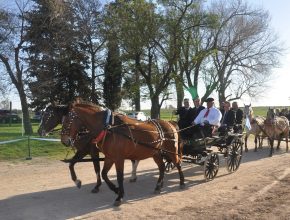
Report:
192,97,222,137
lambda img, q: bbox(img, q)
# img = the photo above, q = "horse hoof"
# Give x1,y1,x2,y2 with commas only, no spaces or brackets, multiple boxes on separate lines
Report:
113,199,122,206
75,180,82,189
180,184,185,189
154,189,161,194
129,178,137,183
245,148,248,152
91,188,99,193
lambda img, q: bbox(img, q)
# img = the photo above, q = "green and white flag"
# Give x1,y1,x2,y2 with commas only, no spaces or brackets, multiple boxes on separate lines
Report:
185,86,198,100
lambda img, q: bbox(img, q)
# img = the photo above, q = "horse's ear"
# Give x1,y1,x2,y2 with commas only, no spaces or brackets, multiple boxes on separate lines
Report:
249,103,251,107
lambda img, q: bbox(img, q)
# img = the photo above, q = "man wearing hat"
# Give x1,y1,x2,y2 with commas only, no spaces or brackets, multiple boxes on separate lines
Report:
192,97,222,137
173,98,193,138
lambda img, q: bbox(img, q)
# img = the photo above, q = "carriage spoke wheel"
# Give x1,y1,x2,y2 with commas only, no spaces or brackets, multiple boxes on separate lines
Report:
226,137,243,173
204,153,219,181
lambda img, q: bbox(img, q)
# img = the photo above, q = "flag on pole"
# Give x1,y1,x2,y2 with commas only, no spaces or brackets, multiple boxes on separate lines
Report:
185,86,198,99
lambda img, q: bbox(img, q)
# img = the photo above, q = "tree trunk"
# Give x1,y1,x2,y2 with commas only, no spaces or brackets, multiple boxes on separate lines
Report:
150,95,160,119
134,69,141,111
19,87,33,135
218,85,226,107
175,78,184,109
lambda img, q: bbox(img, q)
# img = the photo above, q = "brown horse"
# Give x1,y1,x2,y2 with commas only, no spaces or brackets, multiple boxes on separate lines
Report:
38,104,143,191
264,108,289,157
38,104,102,193
61,105,185,206
244,104,265,152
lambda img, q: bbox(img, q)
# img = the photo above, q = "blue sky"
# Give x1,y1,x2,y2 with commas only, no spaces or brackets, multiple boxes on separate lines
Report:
3,0,290,109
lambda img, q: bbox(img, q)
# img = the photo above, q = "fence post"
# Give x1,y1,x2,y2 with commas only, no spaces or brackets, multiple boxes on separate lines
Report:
26,136,32,160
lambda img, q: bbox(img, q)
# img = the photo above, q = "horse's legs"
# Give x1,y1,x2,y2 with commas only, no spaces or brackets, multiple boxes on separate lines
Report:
259,136,264,148
69,150,87,188
245,134,248,152
129,160,139,182
114,159,125,206
102,158,118,194
277,137,281,150
286,135,289,152
152,154,165,194
269,138,274,157
254,136,258,152
174,160,185,188
89,144,102,193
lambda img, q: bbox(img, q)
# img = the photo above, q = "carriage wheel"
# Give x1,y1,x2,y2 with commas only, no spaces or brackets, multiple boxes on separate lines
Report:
204,153,219,181
226,137,243,173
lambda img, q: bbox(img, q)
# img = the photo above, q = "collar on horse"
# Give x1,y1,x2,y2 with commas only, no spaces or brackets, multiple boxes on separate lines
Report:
92,109,114,144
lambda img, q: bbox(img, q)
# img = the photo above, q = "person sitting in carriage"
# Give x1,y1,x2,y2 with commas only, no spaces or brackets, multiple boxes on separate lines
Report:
231,101,243,133
191,97,222,138
218,101,236,135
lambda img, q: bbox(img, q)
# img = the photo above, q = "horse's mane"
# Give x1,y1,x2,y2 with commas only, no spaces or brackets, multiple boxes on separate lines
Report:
74,103,104,111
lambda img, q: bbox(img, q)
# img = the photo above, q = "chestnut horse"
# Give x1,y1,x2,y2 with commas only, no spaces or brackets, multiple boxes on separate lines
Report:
244,104,265,152
38,104,142,191
38,104,102,192
61,105,185,206
264,108,289,157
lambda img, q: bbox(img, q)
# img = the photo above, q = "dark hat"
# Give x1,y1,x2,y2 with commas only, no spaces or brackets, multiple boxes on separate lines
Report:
205,97,214,102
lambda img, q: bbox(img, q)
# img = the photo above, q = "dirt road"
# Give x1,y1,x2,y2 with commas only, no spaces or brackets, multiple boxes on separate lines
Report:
1,141,290,220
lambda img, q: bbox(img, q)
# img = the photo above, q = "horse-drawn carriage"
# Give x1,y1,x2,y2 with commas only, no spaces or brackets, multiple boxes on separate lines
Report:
38,103,243,206
165,127,243,181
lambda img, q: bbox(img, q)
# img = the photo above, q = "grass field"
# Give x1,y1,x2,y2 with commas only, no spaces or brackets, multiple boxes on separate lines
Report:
0,106,284,161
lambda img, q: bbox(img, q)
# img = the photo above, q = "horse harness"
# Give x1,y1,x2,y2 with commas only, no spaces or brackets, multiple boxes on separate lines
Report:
63,109,179,156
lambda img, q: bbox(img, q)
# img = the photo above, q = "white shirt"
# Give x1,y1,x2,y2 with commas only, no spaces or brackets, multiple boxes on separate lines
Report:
194,107,222,127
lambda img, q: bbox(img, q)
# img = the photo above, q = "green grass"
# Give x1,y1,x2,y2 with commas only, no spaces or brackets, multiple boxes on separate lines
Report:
0,123,68,161
0,106,284,161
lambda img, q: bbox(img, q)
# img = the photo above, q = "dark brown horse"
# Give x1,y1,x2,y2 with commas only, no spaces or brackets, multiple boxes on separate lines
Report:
264,108,289,157
38,104,102,192
61,104,185,206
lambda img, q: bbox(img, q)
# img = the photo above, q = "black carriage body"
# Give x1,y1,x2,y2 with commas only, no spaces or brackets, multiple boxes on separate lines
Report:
180,131,244,181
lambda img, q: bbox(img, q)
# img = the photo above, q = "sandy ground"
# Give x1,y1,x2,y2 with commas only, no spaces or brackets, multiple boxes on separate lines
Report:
1,139,290,220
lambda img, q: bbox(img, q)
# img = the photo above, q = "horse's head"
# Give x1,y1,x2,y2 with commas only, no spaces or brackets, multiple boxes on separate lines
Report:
61,105,104,147
266,108,275,121
38,105,69,136
243,104,253,119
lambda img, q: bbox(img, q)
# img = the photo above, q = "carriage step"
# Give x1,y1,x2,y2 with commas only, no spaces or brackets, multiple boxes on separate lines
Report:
61,158,105,163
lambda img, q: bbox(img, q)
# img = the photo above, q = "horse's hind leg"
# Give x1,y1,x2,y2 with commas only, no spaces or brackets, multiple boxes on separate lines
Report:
152,154,165,194
129,160,139,182
69,150,87,188
286,135,289,152
102,158,118,194
254,136,258,152
90,143,102,193
269,139,274,157
277,137,281,150
245,135,249,152
174,160,185,189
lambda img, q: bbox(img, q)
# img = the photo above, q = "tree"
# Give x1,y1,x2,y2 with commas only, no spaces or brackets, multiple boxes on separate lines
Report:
103,35,123,111
25,0,91,109
71,0,105,104
0,1,33,134
210,0,282,106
